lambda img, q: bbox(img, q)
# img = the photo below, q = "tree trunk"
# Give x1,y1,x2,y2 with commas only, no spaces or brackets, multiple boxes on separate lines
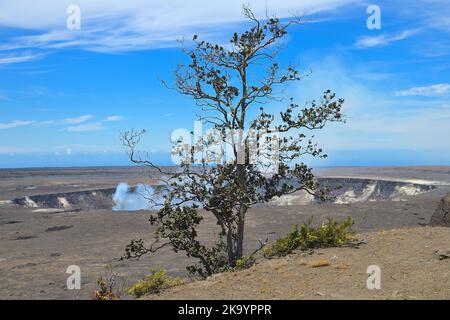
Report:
235,64,248,261
226,222,235,266
235,206,246,259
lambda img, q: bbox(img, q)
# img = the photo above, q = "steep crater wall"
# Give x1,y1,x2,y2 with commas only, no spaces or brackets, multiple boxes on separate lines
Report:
12,178,436,211
14,189,116,210
268,178,435,206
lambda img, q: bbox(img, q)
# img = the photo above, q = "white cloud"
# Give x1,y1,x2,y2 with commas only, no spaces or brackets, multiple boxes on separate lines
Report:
0,146,39,154
416,0,450,33
60,115,93,124
57,144,122,154
0,144,121,155
0,52,43,64
0,0,355,53
354,29,417,48
64,122,104,132
0,120,35,129
159,113,174,118
0,114,121,131
104,115,123,122
294,56,450,154
395,84,450,97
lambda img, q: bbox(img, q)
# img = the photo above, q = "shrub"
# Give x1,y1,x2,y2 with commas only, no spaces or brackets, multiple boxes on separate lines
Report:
263,217,354,258
92,277,120,300
127,269,184,298
235,255,256,270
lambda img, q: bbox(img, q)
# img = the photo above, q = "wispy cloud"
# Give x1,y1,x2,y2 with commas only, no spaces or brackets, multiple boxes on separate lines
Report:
0,0,356,53
0,146,41,154
159,113,174,118
295,56,450,154
354,29,417,48
61,114,93,124
0,114,123,131
64,122,104,132
64,115,124,131
395,84,450,97
0,52,43,65
104,115,123,122
0,120,35,129
0,144,122,155
416,0,450,33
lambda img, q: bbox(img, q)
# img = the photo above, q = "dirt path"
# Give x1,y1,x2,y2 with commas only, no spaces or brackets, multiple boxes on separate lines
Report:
145,227,450,300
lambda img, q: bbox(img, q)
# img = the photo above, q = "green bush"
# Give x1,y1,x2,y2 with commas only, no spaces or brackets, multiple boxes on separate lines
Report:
127,269,184,298
235,255,256,270
92,277,120,300
263,217,355,258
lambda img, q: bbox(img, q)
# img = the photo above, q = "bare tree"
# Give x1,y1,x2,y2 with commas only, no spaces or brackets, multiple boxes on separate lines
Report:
122,6,344,278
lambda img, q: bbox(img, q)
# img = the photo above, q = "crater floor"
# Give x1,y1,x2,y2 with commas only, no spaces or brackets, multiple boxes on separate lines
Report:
0,166,449,299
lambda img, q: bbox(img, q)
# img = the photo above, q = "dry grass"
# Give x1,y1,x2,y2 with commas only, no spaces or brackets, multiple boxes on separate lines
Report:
143,227,450,300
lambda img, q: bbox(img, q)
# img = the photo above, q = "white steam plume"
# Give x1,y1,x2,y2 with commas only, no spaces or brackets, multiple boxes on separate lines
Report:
112,183,162,211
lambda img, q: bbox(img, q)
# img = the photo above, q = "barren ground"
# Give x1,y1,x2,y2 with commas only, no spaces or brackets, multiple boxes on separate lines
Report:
147,226,450,300
0,166,449,299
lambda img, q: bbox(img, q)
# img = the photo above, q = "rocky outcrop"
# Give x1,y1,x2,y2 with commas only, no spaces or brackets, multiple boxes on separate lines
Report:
14,188,115,210
430,193,450,227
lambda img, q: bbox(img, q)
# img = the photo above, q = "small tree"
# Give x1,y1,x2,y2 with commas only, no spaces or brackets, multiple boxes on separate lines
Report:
122,7,344,278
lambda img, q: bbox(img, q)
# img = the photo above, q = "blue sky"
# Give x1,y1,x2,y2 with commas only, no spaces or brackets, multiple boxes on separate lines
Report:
0,0,449,168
